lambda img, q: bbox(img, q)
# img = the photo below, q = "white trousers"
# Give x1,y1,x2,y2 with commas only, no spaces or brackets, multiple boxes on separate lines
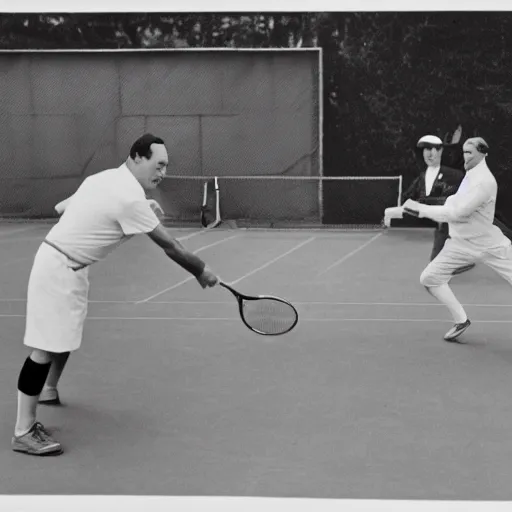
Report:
24,242,90,353
420,237,512,287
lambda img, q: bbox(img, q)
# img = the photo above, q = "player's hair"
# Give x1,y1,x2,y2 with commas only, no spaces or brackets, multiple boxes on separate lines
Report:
465,137,489,155
129,133,165,160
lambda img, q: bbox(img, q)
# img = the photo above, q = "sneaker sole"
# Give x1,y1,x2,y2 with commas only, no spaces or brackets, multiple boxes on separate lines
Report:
444,325,471,342
12,444,63,456
38,398,61,406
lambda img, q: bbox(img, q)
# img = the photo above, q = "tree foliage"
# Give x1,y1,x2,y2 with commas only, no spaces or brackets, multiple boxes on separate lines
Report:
2,12,512,222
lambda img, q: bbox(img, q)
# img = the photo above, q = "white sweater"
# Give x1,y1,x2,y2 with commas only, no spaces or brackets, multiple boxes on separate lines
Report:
418,159,509,249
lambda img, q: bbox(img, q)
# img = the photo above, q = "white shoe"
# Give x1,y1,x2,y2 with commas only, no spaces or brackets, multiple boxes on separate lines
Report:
12,422,63,456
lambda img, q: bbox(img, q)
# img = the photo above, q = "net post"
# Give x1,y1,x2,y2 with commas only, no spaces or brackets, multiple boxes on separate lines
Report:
200,176,221,228
214,176,221,225
200,179,208,227
318,47,323,179
397,175,403,206
317,46,324,225
202,179,208,207
318,176,323,224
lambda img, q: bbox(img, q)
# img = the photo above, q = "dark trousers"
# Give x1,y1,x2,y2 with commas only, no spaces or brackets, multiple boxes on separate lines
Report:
430,224,449,261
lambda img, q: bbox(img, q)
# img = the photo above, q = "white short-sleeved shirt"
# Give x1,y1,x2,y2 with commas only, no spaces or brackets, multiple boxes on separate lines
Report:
46,164,160,266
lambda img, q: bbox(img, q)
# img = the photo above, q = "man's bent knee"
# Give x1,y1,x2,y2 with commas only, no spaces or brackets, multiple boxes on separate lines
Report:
420,267,447,288
29,349,52,365
420,268,431,287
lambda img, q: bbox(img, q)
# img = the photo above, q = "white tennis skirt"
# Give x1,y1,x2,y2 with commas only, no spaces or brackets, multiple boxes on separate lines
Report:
24,242,90,353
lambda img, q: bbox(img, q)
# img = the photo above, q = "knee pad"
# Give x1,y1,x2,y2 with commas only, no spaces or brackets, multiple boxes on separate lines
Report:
17,357,51,396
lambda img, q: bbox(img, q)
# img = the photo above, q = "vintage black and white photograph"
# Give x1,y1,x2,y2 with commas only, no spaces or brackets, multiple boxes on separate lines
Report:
0,3,510,512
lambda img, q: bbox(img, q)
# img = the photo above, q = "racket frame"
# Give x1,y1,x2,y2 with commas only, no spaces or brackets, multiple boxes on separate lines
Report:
219,281,298,336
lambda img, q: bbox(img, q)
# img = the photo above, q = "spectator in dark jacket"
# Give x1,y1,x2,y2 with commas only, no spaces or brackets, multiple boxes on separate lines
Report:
394,134,475,274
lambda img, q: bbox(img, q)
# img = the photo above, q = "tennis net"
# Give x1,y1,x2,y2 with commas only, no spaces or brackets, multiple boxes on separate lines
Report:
156,175,402,228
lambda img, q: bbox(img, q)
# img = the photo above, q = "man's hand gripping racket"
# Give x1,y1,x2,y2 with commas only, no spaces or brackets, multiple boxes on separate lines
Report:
218,280,299,336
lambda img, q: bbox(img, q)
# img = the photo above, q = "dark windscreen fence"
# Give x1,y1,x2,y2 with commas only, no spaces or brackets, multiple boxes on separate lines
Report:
155,176,320,224
0,49,405,229
322,177,402,225
0,49,320,219
219,177,320,224
153,177,204,224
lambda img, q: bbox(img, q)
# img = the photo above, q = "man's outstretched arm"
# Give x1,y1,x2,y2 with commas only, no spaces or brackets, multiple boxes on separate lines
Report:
403,184,490,224
147,224,218,288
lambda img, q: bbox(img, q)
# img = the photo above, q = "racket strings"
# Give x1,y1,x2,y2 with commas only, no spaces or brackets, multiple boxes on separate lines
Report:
241,297,297,335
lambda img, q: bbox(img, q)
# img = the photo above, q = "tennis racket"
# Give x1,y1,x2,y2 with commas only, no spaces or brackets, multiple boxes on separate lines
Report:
219,281,298,336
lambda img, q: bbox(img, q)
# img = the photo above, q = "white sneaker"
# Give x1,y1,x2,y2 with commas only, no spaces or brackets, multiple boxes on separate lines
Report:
12,422,63,456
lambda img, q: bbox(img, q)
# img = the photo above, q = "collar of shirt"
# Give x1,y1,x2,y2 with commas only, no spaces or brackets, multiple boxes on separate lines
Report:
426,165,441,174
118,163,147,197
466,158,488,176
424,165,440,196
462,159,490,187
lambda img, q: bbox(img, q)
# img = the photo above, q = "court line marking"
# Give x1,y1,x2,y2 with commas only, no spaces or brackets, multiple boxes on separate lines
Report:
317,232,383,276
1,299,512,308
175,230,208,242
135,234,240,303
0,314,509,324
227,236,316,286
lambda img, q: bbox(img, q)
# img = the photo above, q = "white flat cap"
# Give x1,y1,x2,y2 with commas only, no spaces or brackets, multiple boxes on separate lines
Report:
417,135,443,148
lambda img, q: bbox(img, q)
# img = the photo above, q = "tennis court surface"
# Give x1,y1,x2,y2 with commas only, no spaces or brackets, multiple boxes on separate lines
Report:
2,221,512,501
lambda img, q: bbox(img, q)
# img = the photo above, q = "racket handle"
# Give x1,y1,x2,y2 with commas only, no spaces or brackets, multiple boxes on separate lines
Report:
218,281,237,295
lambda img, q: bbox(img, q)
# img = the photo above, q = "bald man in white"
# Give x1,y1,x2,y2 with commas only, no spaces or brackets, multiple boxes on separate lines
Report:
403,137,512,342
